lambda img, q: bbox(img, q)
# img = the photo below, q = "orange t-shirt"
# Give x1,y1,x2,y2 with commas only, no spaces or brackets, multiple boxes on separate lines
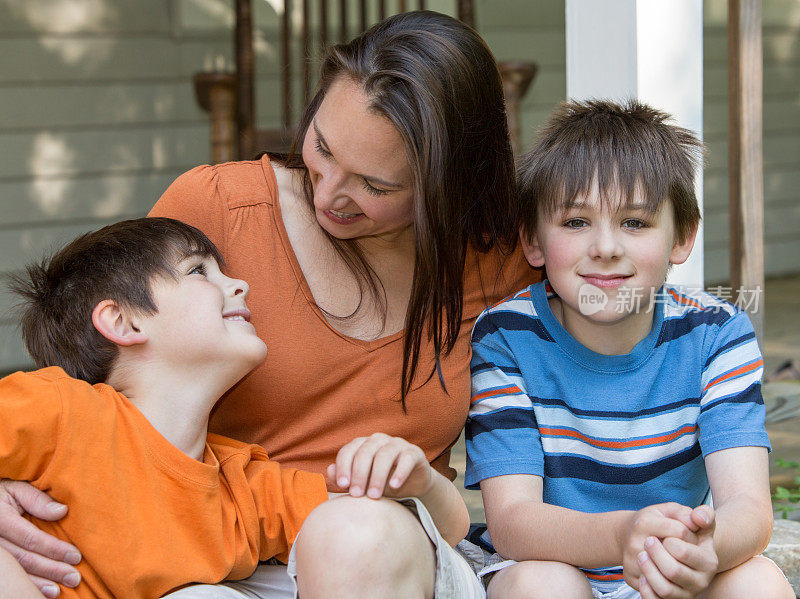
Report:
150,157,540,481
0,367,328,599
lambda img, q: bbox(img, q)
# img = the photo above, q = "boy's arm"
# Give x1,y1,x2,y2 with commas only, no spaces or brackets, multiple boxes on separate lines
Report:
635,447,771,597
636,308,772,595
228,441,328,564
692,309,772,570
0,545,45,599
0,372,82,594
704,446,773,570
411,469,471,547
0,372,61,481
329,433,470,547
481,473,696,569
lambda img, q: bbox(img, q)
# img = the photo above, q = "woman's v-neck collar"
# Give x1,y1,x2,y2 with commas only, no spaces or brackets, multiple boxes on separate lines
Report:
262,157,405,352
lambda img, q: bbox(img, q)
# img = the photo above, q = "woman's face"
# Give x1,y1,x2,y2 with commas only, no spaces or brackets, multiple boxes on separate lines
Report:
302,77,415,243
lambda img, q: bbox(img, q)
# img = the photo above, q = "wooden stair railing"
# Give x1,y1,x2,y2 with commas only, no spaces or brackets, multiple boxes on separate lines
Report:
193,0,537,163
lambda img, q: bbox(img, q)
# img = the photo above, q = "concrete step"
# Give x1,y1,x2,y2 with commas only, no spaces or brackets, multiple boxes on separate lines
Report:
765,519,800,597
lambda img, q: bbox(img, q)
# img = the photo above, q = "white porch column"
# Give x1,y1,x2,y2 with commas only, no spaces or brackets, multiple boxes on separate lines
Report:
566,0,704,288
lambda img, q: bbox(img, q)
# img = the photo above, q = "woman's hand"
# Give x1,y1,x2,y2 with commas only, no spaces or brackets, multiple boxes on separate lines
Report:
327,433,434,500
0,480,82,598
328,434,470,546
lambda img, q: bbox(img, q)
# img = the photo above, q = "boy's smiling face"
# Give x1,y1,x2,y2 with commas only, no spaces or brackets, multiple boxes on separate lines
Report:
141,254,267,377
521,182,697,353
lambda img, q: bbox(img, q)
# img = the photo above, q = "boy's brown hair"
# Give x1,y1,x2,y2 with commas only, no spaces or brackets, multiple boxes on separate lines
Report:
517,99,703,243
8,217,223,385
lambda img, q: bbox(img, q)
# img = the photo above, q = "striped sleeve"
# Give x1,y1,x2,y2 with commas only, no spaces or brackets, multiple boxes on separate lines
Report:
697,309,770,455
465,317,543,489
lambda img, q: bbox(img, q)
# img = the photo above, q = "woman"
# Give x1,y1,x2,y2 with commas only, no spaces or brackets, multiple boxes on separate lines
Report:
0,11,538,598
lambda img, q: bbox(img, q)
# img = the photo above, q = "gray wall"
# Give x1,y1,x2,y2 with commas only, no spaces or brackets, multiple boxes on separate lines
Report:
0,0,797,372
703,0,800,283
0,0,217,369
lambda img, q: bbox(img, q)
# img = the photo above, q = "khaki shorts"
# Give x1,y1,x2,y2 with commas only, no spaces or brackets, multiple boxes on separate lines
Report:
461,552,791,599
460,550,639,599
163,497,485,599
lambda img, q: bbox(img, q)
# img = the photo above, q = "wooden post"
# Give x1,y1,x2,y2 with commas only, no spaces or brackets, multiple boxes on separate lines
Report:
282,0,292,129
498,61,538,155
235,0,255,160
359,0,367,32
728,0,764,344
193,73,237,164
302,0,310,105
340,0,348,42
320,0,329,50
457,0,474,28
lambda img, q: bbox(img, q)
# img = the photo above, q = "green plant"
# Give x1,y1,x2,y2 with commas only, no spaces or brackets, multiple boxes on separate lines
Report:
772,458,800,519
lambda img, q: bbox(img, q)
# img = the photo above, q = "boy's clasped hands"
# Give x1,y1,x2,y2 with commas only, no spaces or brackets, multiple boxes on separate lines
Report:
622,503,718,599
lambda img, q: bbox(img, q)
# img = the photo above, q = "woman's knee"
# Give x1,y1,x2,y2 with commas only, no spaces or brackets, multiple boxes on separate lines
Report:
487,561,591,599
702,555,795,599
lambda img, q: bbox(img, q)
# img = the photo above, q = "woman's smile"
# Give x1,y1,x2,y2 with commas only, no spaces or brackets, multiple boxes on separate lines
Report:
324,209,366,225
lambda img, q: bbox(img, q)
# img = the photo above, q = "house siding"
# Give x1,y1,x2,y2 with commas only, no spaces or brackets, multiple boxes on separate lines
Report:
703,0,800,283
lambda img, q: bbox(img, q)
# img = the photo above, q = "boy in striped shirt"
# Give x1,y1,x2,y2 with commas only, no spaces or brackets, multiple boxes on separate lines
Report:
465,100,793,599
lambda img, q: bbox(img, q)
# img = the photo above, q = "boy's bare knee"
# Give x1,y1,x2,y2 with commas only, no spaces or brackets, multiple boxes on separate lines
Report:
295,496,435,598
298,495,427,557
488,561,591,599
702,556,795,599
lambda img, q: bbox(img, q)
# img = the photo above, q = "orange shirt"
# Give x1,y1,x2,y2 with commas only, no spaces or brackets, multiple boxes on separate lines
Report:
0,367,328,599
150,157,540,481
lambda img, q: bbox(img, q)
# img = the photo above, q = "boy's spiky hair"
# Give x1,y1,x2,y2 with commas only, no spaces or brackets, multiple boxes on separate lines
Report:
517,99,703,243
8,217,223,384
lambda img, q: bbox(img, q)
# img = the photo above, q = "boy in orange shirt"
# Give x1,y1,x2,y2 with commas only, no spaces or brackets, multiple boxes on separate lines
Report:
0,217,468,598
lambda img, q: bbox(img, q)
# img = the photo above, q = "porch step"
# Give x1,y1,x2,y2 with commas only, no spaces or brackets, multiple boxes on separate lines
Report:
765,518,800,597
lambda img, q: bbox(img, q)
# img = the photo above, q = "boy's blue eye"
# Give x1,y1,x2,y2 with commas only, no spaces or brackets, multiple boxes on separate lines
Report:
188,264,207,276
563,218,587,229
622,218,648,230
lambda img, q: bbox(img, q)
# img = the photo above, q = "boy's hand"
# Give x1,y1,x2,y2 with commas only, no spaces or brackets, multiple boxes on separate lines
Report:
622,503,699,589
637,505,718,599
327,433,434,500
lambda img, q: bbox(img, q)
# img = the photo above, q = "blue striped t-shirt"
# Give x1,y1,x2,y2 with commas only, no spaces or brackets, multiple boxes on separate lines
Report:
465,281,770,591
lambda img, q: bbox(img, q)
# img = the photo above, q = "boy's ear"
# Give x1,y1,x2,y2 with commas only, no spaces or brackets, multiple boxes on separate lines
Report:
669,223,700,266
91,300,148,347
519,226,546,268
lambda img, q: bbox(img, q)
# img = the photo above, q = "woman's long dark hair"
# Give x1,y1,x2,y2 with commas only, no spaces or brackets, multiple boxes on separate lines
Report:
281,11,516,407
